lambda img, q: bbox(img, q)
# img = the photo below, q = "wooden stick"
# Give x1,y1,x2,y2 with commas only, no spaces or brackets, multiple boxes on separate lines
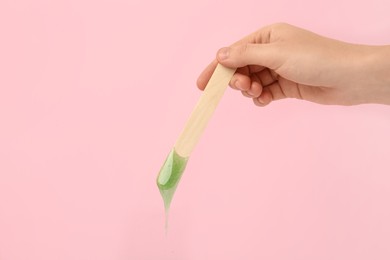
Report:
174,64,236,158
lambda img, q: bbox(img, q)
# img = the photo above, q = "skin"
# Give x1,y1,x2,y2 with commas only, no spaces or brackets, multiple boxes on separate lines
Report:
197,23,390,106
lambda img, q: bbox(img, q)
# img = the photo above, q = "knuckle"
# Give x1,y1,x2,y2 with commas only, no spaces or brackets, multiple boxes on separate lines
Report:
237,44,249,55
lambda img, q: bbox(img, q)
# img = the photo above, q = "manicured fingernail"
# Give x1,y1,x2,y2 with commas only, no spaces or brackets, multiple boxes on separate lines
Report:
257,97,265,104
218,47,229,60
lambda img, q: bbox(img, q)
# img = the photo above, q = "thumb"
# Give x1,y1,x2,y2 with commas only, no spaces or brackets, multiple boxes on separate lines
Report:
216,43,281,69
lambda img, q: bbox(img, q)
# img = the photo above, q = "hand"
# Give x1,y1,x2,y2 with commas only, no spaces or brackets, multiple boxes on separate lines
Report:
197,23,390,106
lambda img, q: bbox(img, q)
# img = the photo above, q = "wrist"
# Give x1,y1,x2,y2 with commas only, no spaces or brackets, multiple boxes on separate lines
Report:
361,45,390,104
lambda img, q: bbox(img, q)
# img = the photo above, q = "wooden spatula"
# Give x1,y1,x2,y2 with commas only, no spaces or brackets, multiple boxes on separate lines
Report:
156,63,236,218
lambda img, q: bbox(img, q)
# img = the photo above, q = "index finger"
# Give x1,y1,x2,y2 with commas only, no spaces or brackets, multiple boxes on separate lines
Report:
196,59,218,90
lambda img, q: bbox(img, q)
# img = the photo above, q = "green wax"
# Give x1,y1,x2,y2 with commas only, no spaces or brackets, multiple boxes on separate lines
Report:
156,149,188,229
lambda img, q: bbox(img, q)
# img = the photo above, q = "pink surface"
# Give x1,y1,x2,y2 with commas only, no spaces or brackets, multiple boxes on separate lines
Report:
1,0,390,259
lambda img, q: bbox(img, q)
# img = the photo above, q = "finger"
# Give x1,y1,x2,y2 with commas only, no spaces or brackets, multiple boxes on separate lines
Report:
242,91,252,98
264,82,287,101
254,88,273,106
248,65,266,74
216,43,282,70
247,74,263,97
257,68,278,86
230,72,251,91
197,59,218,90
254,81,289,107
253,97,268,107
236,66,250,76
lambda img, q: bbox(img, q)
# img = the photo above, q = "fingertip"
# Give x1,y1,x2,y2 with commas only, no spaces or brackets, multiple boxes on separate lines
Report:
242,91,252,98
254,98,269,107
216,47,237,68
197,60,218,91
255,91,272,106
237,75,251,91
249,80,263,97
216,47,230,61
229,73,249,92
196,76,206,91
235,79,245,91
229,78,239,90
253,98,266,107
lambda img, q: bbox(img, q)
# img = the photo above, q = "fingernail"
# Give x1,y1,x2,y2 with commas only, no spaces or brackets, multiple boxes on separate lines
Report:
218,47,229,60
257,97,264,104
235,80,242,90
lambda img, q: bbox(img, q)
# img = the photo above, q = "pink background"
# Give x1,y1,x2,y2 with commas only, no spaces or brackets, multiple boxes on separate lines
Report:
1,0,390,259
